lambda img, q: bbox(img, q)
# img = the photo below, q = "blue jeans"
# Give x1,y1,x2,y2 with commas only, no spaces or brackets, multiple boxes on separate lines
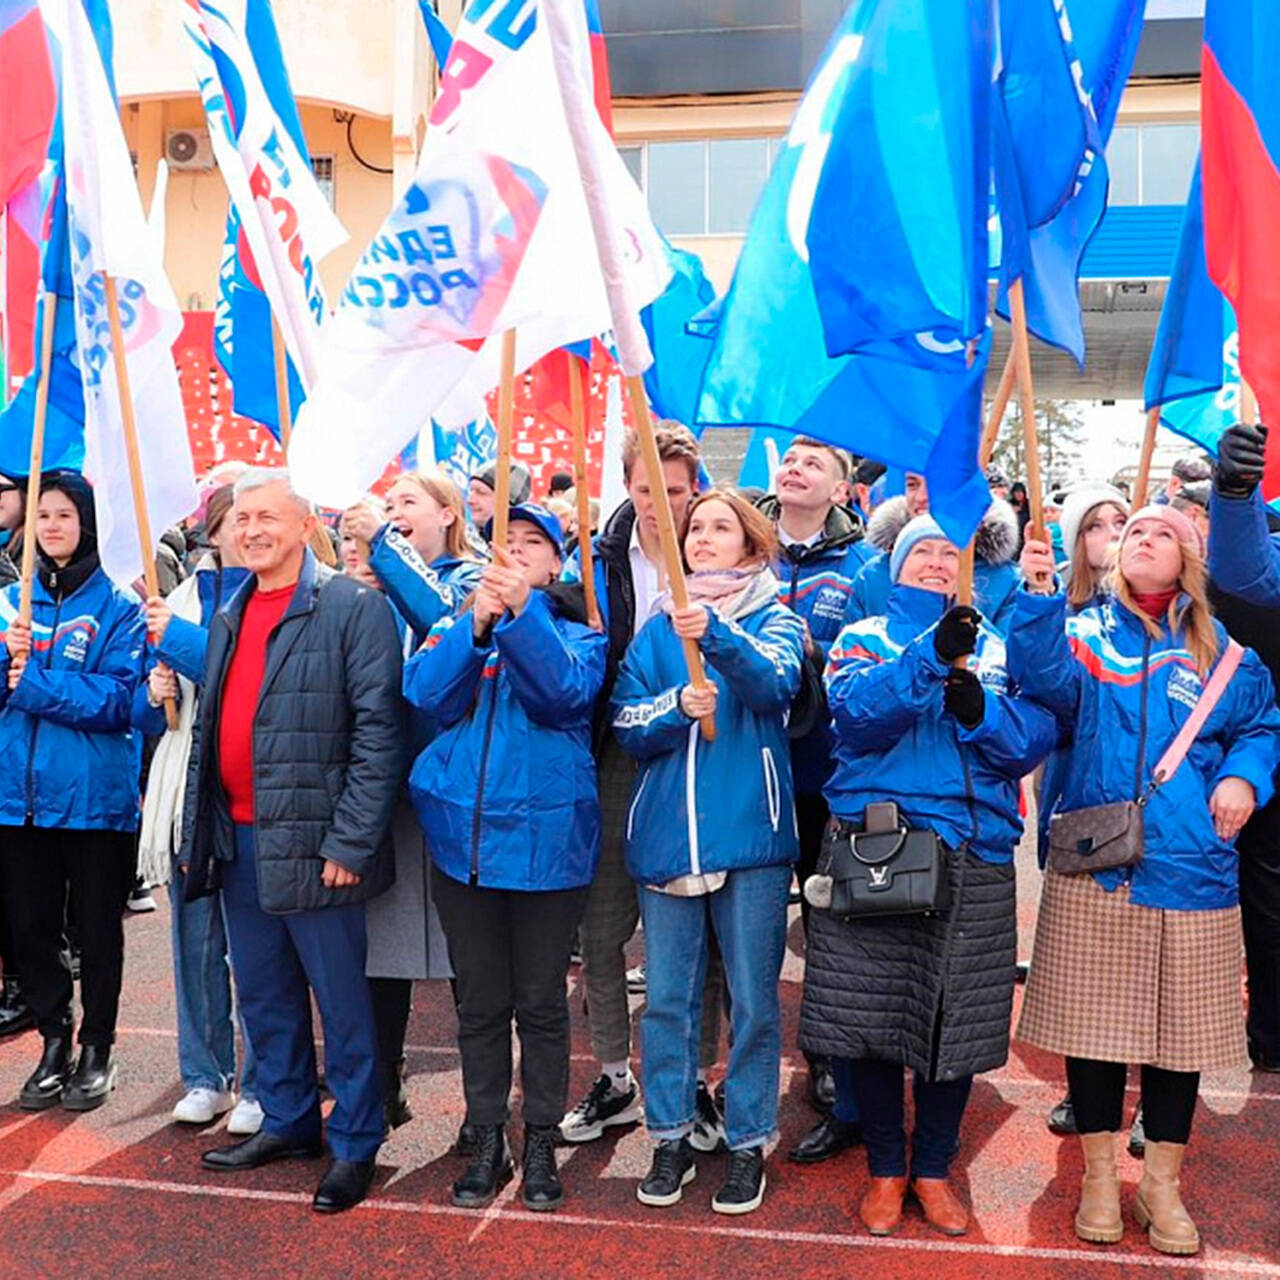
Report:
220,826,383,1162
169,865,257,1098
639,863,790,1151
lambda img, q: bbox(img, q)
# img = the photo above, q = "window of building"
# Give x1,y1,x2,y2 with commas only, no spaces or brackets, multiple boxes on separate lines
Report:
620,135,784,236
311,154,336,208
1105,122,1198,206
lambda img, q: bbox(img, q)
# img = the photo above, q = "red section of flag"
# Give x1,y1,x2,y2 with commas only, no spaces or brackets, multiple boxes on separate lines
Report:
1,180,40,383
1201,45,1280,497
0,7,56,204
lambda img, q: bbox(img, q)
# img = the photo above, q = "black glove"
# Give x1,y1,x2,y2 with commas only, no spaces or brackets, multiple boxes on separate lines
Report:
1215,422,1268,498
934,605,980,663
944,669,985,729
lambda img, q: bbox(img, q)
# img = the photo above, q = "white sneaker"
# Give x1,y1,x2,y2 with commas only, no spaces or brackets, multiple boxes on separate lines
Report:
226,1096,264,1136
172,1087,234,1125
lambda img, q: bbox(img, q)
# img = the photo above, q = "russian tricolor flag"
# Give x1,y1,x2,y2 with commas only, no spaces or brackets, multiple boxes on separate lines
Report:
1202,0,1280,493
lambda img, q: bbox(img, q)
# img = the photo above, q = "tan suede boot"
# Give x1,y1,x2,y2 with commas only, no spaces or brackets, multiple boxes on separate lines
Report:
1134,1140,1200,1256
1074,1132,1124,1244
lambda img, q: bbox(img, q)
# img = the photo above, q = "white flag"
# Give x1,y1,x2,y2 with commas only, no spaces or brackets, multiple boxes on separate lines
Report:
184,0,347,391
42,0,197,589
288,0,671,509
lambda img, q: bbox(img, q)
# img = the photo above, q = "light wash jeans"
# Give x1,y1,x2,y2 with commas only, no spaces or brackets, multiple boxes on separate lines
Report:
170,865,256,1098
638,863,791,1151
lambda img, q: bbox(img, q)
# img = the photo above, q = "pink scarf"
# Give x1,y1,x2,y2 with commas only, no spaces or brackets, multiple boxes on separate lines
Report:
663,566,781,622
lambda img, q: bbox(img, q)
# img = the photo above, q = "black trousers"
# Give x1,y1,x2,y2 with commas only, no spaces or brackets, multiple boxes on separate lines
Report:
0,824,134,1046
370,976,412,1083
795,791,830,937
1239,799,1280,1058
0,879,16,980
1066,1058,1199,1144
432,868,586,1129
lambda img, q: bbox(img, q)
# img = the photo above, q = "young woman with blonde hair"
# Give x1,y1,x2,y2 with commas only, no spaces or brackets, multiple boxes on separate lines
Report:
1012,505,1280,1257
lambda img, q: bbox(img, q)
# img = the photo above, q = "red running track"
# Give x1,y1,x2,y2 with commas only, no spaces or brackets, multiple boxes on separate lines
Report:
0,851,1278,1280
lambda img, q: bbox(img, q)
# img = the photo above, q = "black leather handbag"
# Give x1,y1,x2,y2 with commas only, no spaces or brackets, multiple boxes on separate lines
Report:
805,802,952,919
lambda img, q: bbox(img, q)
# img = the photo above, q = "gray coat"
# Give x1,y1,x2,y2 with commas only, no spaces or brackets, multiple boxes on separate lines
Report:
799,848,1017,1082
182,550,406,913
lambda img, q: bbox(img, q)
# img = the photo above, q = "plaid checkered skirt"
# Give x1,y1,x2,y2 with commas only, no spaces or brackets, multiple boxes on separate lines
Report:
1017,869,1247,1072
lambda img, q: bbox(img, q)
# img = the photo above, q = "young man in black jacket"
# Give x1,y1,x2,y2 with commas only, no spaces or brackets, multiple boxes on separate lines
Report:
184,470,405,1214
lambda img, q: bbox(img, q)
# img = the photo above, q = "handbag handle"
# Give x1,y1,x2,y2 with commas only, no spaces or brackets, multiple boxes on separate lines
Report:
1150,640,1244,789
850,828,909,865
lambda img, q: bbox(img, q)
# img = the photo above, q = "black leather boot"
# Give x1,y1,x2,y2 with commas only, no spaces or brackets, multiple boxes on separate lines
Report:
521,1124,563,1211
61,1044,117,1112
19,1035,74,1111
451,1124,513,1209
0,976,35,1038
312,1158,377,1213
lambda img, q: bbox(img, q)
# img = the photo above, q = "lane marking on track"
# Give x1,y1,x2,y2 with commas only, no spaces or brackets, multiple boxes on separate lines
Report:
3,1167,1278,1275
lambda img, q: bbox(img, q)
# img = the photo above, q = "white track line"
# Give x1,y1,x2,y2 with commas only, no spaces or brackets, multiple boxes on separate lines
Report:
2,1167,1278,1275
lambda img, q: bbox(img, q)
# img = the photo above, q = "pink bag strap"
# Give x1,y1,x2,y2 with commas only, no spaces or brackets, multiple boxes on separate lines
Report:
1151,640,1245,787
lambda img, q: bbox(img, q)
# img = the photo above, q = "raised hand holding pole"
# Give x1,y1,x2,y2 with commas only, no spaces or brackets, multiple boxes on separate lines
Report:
104,274,178,731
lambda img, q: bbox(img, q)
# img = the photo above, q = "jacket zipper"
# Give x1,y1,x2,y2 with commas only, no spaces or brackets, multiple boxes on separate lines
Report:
685,721,701,875
25,581,62,822
469,673,502,885
1130,632,1152,886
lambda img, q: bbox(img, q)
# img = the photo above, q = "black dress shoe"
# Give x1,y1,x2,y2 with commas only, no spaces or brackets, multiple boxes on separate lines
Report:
521,1124,563,1212
19,1035,74,1111
313,1158,376,1213
61,1045,117,1112
202,1130,324,1171
452,1124,513,1208
1250,1043,1280,1073
787,1114,862,1165
0,977,35,1039
807,1056,836,1113
1046,1092,1077,1136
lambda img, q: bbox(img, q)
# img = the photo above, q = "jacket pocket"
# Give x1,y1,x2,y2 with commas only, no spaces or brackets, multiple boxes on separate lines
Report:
626,769,651,842
761,747,781,833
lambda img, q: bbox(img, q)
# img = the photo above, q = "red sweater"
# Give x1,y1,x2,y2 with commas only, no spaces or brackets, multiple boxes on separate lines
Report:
218,583,294,824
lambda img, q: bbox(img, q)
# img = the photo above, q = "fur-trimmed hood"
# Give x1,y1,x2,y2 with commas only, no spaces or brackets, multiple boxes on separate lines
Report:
864,495,1019,567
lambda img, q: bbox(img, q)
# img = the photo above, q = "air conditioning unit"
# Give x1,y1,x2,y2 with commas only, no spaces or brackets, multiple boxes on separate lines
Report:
166,128,213,171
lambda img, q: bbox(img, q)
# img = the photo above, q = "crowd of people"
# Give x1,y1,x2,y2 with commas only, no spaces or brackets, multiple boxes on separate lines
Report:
0,418,1277,1255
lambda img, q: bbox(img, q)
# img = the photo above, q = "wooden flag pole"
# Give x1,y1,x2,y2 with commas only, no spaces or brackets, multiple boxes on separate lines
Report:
1133,406,1161,509
491,328,518,549
980,349,1017,471
567,355,602,630
104,274,178,731
624,376,715,740
270,315,292,450
1007,279,1045,543
16,292,58,629
1241,378,1258,428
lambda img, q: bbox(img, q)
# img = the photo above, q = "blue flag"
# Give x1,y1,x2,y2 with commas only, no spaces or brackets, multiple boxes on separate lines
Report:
417,0,453,67
697,0,992,545
0,0,113,478
1143,159,1231,411
994,0,1146,365
641,242,717,429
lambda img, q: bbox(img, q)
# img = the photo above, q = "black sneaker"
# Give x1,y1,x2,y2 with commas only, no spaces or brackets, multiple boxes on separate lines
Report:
688,1080,726,1153
1127,1103,1145,1158
560,1072,642,1143
127,878,156,913
712,1146,766,1216
636,1137,695,1207
1047,1092,1077,1136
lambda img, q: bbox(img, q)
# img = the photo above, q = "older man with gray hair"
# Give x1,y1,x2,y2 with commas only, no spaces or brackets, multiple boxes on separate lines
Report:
182,469,405,1213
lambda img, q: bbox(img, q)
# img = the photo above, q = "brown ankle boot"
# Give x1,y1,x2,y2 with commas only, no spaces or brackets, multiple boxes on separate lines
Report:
859,1176,908,1236
1075,1132,1124,1244
910,1177,969,1236
1134,1140,1199,1256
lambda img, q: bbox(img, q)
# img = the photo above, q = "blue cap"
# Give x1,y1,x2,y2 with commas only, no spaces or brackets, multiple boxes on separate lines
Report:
889,514,950,583
505,503,565,557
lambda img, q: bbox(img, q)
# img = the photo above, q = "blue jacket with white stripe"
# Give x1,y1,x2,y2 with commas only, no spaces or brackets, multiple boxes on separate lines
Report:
824,584,1056,865
368,525,483,644
610,594,805,887
1008,587,1280,909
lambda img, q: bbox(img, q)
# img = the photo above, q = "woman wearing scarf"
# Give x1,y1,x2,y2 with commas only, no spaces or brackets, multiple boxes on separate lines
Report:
0,472,145,1111
798,515,1055,1238
132,482,260,1134
1013,506,1280,1256
612,489,805,1217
